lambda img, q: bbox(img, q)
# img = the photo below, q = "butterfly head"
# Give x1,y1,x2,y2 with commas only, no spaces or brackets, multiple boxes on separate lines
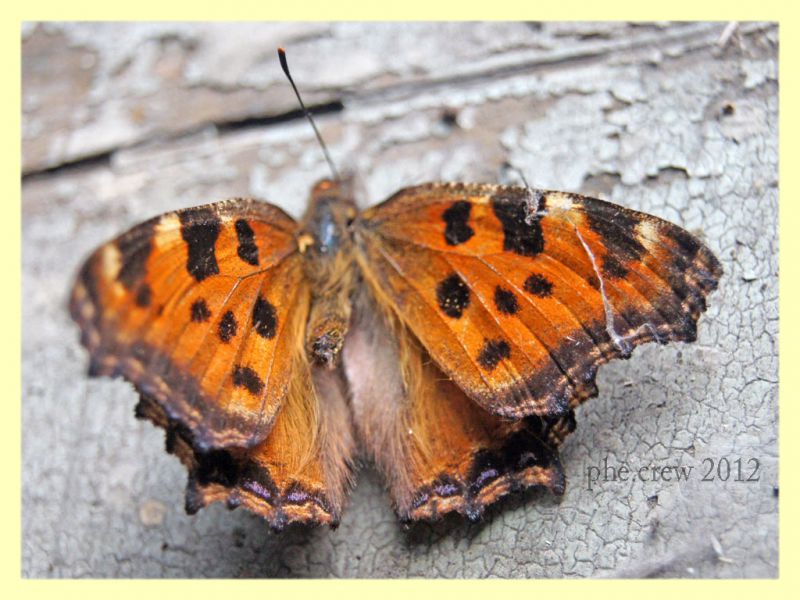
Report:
309,176,356,207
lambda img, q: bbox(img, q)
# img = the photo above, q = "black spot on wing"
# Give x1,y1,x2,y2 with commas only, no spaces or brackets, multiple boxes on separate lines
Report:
235,219,260,266
180,209,221,282
252,296,278,339
497,428,552,471
135,283,152,308
195,449,239,488
232,365,264,395
491,195,545,257
190,298,211,323
524,273,553,297
218,310,237,342
601,254,629,279
442,200,475,246
436,273,471,318
116,219,156,289
494,286,519,315
477,338,510,371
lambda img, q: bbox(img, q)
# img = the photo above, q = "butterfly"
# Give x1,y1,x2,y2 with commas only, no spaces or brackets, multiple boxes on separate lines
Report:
69,51,722,529
69,174,722,527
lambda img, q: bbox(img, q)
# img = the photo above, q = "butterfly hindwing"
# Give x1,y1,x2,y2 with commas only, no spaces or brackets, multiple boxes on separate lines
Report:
344,290,570,521
356,183,722,419
135,360,356,528
70,198,307,450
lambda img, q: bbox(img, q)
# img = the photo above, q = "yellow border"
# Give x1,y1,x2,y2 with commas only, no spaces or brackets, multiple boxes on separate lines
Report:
9,1,793,595
8,1,796,21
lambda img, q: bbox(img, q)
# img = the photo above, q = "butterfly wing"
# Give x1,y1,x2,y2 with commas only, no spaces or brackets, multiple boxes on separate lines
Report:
356,183,722,419
344,290,571,521
70,199,307,450
135,361,356,528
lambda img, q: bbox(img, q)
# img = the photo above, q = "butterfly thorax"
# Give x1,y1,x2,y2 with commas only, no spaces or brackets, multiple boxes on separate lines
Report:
297,178,358,368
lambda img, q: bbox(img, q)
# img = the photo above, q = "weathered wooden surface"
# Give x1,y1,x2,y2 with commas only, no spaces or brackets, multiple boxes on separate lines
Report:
22,22,778,578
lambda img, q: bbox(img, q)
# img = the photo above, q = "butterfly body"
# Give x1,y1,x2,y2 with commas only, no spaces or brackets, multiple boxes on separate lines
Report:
298,178,358,368
70,177,721,527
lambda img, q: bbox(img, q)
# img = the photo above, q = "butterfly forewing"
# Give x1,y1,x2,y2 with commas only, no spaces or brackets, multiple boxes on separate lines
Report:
70,198,306,450
356,183,722,419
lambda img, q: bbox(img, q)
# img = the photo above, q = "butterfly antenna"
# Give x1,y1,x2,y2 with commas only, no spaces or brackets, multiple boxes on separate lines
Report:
511,164,531,189
278,47,340,181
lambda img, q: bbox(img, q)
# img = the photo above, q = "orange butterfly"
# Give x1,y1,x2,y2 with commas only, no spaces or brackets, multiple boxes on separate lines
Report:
69,51,722,528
